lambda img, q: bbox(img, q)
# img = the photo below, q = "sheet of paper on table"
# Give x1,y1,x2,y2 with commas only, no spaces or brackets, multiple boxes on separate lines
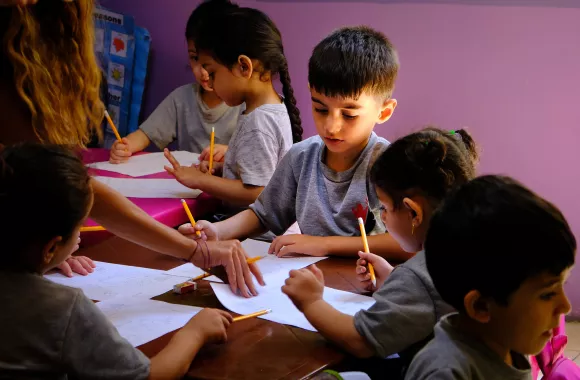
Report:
92,176,201,199
97,298,202,347
211,274,375,332
44,261,190,301
87,151,200,177
166,239,327,283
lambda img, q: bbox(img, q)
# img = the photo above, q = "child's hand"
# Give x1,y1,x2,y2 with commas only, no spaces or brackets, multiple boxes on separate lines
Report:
356,251,394,291
198,161,224,175
282,265,324,312
200,143,228,163
183,308,233,345
57,255,96,277
178,221,219,241
109,138,132,164
269,234,328,257
164,148,204,189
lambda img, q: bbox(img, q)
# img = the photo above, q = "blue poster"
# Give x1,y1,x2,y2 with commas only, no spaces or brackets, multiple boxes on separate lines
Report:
93,7,150,148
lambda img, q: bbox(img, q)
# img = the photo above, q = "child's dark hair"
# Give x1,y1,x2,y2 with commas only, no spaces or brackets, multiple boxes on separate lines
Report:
426,175,576,312
194,7,303,143
370,127,479,209
0,143,92,272
185,0,238,42
309,26,399,100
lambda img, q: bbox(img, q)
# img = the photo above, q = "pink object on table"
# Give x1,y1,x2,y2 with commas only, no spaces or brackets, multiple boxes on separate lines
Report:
531,314,580,380
80,149,217,247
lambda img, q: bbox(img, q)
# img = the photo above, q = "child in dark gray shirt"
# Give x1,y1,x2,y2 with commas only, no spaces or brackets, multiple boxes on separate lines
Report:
283,128,479,379
406,175,575,380
0,144,232,380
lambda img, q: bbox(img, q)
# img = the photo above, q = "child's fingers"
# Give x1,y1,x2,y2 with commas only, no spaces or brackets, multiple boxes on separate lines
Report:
356,265,367,275
163,148,181,170
163,165,176,176
59,261,74,277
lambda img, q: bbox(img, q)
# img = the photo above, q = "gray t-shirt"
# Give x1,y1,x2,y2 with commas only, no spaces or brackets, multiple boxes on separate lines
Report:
222,103,293,187
354,251,455,364
0,271,149,380
139,83,242,153
250,132,388,237
405,314,532,380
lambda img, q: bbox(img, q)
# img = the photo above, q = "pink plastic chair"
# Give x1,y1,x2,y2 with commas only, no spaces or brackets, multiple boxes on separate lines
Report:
531,315,580,380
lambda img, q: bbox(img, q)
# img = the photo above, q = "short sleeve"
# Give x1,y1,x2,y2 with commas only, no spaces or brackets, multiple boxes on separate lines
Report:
233,129,280,187
62,292,150,380
354,267,437,358
250,150,298,235
139,92,178,150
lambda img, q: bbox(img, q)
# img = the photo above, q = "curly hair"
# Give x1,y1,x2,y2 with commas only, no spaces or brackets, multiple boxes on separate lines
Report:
3,0,103,147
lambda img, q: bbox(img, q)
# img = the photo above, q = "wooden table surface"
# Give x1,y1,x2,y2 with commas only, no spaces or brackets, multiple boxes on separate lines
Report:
78,236,378,380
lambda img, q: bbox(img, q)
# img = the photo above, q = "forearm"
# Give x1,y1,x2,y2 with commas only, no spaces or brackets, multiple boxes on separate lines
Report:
149,329,204,380
303,300,374,358
323,234,413,261
126,129,151,153
197,175,263,207
90,179,195,260
215,209,267,241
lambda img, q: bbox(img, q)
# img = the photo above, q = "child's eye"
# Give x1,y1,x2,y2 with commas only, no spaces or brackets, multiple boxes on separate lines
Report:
314,108,328,114
342,114,358,120
540,292,557,301
189,55,198,62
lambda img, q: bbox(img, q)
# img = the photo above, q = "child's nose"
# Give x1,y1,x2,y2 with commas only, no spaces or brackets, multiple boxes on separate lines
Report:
558,293,572,316
324,115,342,136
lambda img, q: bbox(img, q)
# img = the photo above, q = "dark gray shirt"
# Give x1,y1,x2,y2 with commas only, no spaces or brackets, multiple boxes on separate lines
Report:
0,271,149,380
405,314,532,380
354,251,455,363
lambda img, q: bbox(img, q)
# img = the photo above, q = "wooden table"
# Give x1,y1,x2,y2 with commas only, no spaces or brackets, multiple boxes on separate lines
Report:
79,236,380,379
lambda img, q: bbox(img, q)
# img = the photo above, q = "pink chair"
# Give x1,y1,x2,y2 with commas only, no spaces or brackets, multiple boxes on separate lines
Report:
532,315,580,380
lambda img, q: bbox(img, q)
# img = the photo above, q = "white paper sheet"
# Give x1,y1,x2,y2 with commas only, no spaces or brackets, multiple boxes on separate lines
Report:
211,275,375,332
93,176,201,199
45,261,190,301
87,151,200,177
166,239,327,283
97,298,202,346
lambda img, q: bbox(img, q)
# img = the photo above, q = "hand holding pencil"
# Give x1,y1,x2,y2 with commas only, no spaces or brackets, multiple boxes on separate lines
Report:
357,217,376,288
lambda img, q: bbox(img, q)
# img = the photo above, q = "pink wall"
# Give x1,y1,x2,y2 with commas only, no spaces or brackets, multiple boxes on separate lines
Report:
102,0,580,316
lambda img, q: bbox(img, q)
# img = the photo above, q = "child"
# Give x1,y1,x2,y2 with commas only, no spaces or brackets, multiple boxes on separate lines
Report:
187,26,409,259
0,143,232,379
164,6,302,215
405,175,575,379
282,128,478,378
109,0,242,164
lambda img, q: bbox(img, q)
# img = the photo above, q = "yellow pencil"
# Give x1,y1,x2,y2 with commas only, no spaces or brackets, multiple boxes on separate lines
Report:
358,217,376,288
181,199,202,237
191,272,212,282
104,110,122,142
246,255,266,265
233,309,272,322
208,126,215,175
80,226,106,232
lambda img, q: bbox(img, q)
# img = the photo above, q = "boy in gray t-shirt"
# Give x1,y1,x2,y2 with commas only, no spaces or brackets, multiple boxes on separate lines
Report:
0,144,233,380
187,26,409,261
407,176,575,380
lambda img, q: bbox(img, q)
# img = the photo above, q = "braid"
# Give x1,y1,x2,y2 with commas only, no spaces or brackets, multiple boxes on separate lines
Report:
279,59,303,143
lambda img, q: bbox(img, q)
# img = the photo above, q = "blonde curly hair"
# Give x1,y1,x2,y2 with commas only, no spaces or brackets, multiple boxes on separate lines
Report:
3,0,104,147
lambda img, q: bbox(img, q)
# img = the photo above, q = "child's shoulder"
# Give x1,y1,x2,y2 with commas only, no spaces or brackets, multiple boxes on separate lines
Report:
406,317,471,379
286,135,325,159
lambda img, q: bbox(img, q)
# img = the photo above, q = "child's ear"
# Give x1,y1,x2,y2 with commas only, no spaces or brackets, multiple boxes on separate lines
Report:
402,197,423,228
377,98,397,124
237,55,253,79
464,290,492,323
42,236,63,265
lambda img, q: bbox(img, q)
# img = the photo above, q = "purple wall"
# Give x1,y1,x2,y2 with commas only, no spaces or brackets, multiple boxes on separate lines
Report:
102,0,580,316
